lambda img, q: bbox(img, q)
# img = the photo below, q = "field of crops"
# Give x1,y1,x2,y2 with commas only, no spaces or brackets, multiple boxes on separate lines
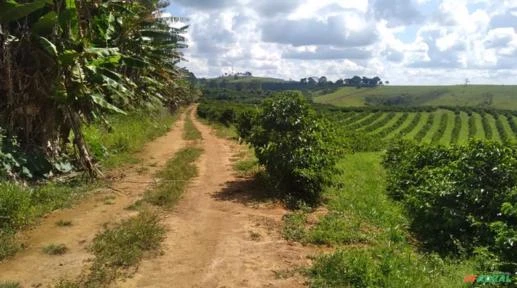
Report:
334,109,517,145
314,85,517,110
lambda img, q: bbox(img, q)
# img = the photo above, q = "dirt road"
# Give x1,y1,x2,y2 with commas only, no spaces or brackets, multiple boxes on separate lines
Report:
0,109,312,287
117,109,311,287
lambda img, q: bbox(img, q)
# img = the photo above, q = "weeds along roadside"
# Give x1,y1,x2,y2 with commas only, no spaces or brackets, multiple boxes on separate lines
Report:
196,99,488,287
52,110,203,287
0,109,181,262
183,110,203,141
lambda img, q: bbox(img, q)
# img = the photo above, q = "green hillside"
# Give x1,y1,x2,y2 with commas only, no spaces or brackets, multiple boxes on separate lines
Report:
207,76,286,84
314,85,517,110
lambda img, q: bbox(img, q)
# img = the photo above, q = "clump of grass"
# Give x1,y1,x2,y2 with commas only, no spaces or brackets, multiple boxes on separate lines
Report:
282,211,309,243
84,210,165,286
233,158,259,176
53,280,79,288
309,246,474,288
249,231,262,241
144,147,203,208
183,114,202,141
42,243,68,255
308,213,371,245
56,220,73,227
0,282,21,288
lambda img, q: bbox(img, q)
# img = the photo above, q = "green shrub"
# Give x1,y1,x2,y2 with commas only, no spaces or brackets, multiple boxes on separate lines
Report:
0,130,33,180
197,100,255,127
341,131,385,152
238,92,339,204
384,140,517,270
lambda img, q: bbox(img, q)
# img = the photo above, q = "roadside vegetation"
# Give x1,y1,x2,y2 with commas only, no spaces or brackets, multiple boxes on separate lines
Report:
198,95,517,286
183,112,203,141
0,110,180,261
144,147,203,208
0,0,195,262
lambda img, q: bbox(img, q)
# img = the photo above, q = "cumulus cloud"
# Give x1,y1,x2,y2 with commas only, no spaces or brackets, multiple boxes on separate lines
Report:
283,46,372,60
252,0,300,17
490,9,517,29
371,0,423,26
261,15,377,47
167,0,517,84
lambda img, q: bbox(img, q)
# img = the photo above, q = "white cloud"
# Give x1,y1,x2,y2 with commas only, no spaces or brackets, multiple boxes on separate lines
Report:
169,0,517,84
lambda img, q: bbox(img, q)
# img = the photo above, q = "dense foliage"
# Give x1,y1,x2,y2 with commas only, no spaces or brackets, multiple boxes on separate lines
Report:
0,0,196,178
384,140,517,271
234,92,339,204
197,100,255,127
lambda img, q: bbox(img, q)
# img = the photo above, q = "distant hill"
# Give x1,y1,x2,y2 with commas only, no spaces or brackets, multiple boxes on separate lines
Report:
202,76,286,84
314,85,517,110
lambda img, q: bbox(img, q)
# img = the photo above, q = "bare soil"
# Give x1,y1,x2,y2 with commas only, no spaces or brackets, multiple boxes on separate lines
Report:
117,110,314,288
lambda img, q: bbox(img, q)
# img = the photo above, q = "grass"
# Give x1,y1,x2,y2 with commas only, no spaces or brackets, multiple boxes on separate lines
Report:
404,112,429,139
198,118,239,140
440,110,456,145
84,108,180,169
42,244,68,255
0,282,21,288
281,153,478,287
0,182,94,260
183,112,202,141
233,158,259,175
0,109,181,261
472,112,486,139
144,147,203,208
314,85,517,110
421,111,442,144
458,112,470,144
81,210,165,287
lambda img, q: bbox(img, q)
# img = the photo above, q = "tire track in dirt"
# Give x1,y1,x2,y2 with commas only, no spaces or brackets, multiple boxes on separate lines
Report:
0,111,189,287
117,108,313,288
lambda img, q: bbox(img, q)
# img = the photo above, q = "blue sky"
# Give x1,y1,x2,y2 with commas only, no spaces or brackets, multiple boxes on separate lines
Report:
166,0,517,85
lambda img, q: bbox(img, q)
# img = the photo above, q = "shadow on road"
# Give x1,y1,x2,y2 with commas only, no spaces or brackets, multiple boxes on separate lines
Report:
212,176,281,207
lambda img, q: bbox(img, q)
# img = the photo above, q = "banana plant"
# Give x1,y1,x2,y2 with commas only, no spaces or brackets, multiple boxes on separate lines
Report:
0,0,190,178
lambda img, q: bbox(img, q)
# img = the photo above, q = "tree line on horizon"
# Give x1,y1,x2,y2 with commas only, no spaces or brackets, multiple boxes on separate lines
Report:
196,73,384,102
